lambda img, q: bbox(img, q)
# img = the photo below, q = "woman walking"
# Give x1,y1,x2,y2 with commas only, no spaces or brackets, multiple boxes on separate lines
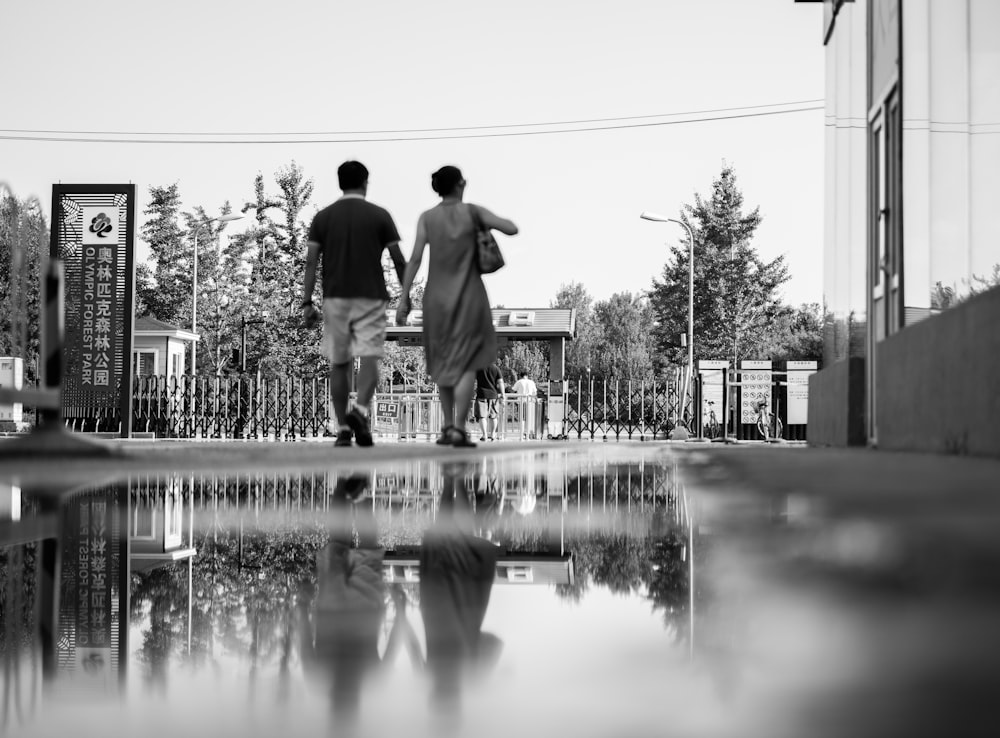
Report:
396,166,518,446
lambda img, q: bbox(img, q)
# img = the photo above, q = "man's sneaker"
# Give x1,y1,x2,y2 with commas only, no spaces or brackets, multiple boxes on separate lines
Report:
346,408,374,447
334,429,352,447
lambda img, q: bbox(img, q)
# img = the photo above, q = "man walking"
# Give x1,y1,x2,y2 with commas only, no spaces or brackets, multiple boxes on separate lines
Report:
474,362,505,441
302,161,406,447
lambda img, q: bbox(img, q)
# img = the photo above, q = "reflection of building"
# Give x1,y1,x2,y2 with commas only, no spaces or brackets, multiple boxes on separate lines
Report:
383,552,575,586
49,485,196,691
802,0,1000,455
129,479,196,573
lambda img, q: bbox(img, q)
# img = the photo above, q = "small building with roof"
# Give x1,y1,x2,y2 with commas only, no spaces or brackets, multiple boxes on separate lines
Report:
132,315,198,381
386,308,576,391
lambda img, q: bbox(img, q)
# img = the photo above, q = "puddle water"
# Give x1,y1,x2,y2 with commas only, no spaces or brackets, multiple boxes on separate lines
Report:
1,445,998,737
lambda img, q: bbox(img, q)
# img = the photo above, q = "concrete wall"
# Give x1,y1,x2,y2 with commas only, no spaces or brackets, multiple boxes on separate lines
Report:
875,285,1000,457
807,357,866,447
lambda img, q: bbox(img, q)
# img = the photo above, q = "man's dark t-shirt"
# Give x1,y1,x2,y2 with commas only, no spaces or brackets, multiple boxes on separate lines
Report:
475,365,503,400
307,197,400,300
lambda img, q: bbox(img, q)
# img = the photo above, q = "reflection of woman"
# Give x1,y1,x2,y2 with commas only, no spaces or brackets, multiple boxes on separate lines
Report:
397,165,518,447
420,467,502,711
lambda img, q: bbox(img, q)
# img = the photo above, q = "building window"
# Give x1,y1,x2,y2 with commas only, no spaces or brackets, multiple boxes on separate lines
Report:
869,87,903,338
133,350,157,377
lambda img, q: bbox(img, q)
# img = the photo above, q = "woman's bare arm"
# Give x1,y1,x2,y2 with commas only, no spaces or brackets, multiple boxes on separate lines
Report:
396,213,428,324
473,205,518,236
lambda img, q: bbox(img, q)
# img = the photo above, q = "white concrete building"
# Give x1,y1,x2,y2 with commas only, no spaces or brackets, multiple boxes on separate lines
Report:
805,0,1000,452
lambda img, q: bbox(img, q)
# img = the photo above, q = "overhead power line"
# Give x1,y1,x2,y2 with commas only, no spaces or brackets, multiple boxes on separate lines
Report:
0,99,824,137
0,104,823,145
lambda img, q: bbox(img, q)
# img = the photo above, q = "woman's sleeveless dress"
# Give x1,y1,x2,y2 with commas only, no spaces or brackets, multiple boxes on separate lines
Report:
421,202,497,386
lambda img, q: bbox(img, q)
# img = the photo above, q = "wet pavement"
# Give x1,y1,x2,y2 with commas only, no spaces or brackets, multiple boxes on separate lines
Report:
1,440,998,737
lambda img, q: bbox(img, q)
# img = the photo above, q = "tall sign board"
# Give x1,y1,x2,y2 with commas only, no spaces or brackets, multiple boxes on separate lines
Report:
50,185,136,436
740,360,773,424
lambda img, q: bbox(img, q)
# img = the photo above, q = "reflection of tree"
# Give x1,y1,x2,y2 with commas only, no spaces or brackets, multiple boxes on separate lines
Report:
0,543,39,653
129,518,331,679
130,564,188,692
555,518,690,636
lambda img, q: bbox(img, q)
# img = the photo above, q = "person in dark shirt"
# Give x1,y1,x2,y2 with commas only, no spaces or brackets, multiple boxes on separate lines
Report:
302,161,406,447
475,363,505,441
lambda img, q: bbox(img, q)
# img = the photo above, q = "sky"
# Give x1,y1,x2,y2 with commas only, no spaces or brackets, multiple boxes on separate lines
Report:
1,0,826,309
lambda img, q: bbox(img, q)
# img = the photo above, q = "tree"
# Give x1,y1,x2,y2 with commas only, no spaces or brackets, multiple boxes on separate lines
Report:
932,264,1000,311
497,340,548,386
649,166,790,367
590,292,656,380
552,281,598,377
138,183,186,324
758,302,824,362
0,192,45,385
245,164,323,377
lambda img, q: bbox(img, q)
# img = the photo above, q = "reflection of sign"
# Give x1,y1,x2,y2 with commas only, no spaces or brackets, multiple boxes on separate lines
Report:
75,647,112,688
76,497,113,648
60,487,126,691
740,361,772,424
374,400,400,432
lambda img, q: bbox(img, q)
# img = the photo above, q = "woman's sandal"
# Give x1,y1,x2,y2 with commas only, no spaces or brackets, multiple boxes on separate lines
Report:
436,425,456,446
449,426,477,448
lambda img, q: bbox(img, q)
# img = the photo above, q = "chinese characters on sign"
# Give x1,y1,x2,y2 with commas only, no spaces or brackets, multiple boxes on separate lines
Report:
785,360,818,425
79,207,120,390
75,497,113,650
374,400,401,434
61,489,126,689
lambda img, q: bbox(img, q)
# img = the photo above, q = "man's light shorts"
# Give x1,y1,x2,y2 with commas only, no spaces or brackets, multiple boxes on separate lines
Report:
322,298,388,364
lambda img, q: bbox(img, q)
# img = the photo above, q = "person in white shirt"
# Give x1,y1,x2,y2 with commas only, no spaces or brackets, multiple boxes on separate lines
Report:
511,370,538,439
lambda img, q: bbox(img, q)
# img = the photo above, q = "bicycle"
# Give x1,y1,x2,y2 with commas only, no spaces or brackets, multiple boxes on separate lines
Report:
755,399,783,441
703,400,721,440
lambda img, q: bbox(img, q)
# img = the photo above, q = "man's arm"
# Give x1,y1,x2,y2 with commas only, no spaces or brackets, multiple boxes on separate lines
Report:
386,241,406,286
301,240,322,326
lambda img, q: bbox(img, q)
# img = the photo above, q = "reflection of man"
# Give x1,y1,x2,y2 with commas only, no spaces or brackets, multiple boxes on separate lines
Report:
420,466,502,713
298,474,385,723
475,363,505,441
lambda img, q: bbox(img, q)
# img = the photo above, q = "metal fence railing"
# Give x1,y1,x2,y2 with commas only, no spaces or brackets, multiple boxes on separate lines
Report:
55,367,809,441
561,375,689,441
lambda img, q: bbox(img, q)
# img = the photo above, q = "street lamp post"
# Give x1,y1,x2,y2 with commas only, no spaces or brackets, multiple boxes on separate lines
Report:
640,211,695,427
240,315,267,373
190,213,243,375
